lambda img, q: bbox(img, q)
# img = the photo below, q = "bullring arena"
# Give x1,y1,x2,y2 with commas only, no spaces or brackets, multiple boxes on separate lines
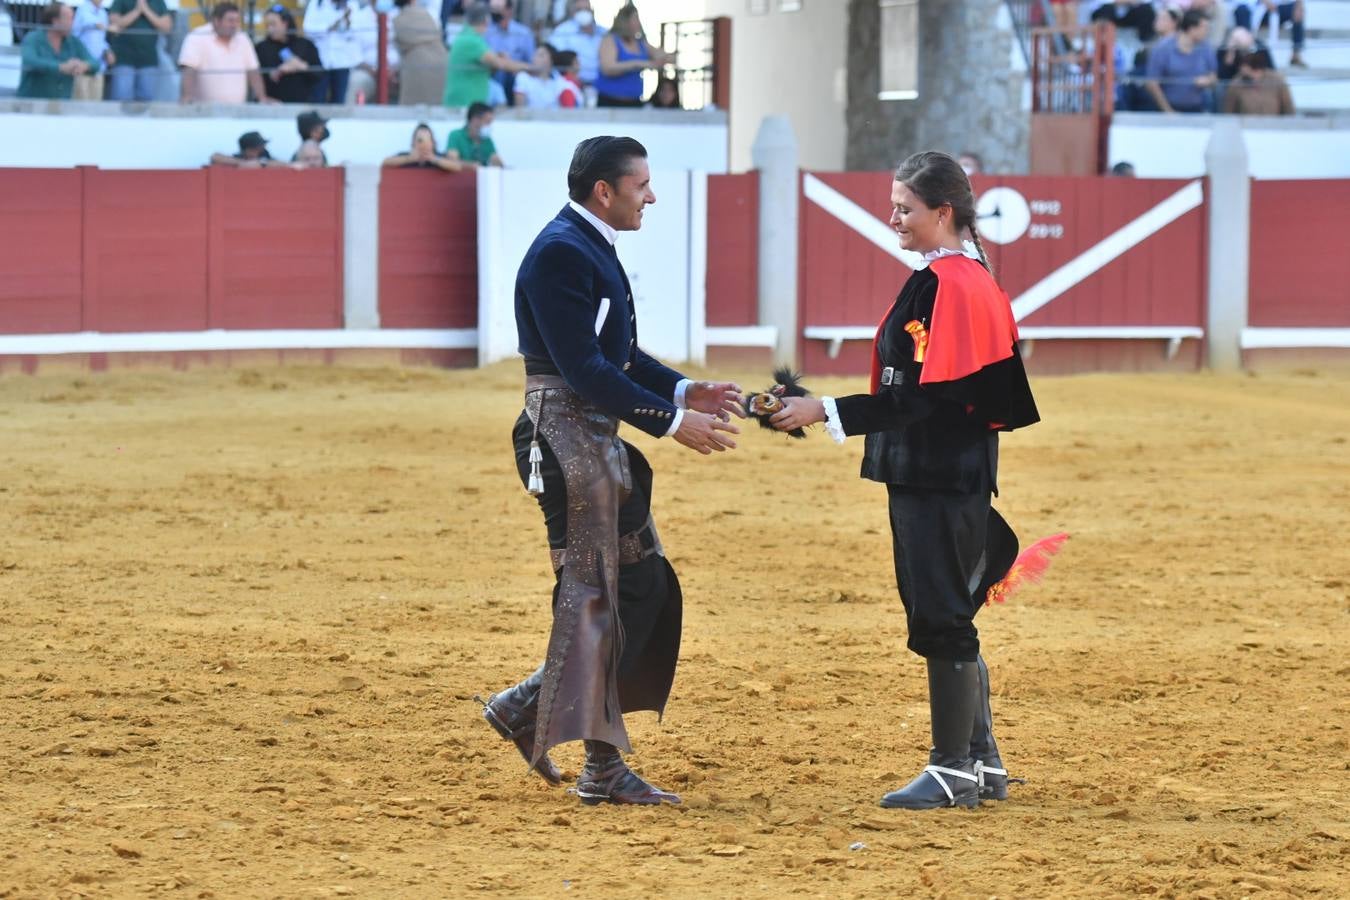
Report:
2,360,1346,897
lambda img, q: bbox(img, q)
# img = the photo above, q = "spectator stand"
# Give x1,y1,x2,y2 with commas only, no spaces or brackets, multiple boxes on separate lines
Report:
655,15,730,112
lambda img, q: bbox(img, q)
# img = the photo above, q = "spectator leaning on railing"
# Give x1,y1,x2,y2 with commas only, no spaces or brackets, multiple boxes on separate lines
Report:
445,100,502,166
254,4,322,104
179,2,275,104
71,0,113,100
107,0,171,102
18,2,99,100
382,122,465,170
1144,8,1218,113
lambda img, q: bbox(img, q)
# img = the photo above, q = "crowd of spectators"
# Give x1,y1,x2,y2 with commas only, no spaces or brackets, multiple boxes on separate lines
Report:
1070,0,1305,115
18,0,686,113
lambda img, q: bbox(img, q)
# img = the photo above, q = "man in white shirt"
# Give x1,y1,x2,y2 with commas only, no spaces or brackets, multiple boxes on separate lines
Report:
547,0,604,91
302,0,364,103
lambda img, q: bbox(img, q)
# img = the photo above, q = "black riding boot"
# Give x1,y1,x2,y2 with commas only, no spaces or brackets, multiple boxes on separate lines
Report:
575,740,680,806
480,665,563,785
880,658,981,809
970,655,1009,800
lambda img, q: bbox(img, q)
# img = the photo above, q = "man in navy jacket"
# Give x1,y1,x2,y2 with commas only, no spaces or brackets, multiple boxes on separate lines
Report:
480,136,744,805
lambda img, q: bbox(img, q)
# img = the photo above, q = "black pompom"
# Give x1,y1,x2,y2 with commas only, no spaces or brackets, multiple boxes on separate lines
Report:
743,368,812,439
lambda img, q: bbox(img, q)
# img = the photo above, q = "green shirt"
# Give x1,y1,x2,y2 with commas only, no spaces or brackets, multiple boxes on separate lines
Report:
108,0,171,69
442,27,490,107
446,127,497,166
17,30,98,99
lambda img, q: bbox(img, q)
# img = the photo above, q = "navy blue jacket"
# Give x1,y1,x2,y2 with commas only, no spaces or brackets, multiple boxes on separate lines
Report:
516,205,686,439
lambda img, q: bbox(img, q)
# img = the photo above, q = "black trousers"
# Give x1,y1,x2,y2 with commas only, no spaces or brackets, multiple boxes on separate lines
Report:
887,483,1018,661
511,412,680,709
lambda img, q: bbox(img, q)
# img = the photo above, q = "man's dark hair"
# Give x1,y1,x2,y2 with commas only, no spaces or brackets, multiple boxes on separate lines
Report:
466,102,493,123
465,3,490,26
213,1,241,19
1180,9,1207,32
567,136,648,203
39,1,64,24
554,49,578,69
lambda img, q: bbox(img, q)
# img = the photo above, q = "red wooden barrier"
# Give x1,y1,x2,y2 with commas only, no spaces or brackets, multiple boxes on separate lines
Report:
0,169,85,334
83,168,210,332
207,167,345,329
705,172,758,327
1248,180,1350,327
798,171,1207,375
377,169,478,329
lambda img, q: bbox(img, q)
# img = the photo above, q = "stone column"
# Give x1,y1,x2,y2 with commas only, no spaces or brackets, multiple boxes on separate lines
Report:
1204,119,1250,372
343,164,381,330
751,116,799,368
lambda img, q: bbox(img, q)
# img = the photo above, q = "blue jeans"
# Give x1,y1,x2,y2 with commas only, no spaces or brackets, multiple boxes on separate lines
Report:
1238,2,1305,51
109,65,159,102
314,68,350,104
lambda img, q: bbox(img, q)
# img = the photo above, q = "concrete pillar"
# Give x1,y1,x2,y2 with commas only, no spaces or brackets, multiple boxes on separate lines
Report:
751,115,799,368
1204,119,1250,372
343,164,381,330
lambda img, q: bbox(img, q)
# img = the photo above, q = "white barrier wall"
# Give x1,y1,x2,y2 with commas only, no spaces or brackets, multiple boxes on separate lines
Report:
476,167,708,365
0,102,729,172
1109,111,1350,179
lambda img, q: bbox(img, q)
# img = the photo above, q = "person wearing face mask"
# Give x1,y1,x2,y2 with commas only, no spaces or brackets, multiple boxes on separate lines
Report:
483,0,534,104
547,0,605,96
444,101,503,166
443,4,530,107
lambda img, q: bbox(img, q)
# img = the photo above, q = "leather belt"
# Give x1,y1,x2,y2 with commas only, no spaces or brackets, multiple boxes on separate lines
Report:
550,525,660,571
525,374,570,391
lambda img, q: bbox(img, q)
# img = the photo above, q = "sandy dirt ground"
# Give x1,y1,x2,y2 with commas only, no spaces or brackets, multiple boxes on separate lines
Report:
1,362,1347,899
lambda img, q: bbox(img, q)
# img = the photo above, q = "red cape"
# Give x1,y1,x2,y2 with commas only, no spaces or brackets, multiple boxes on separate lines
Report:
870,255,1019,393
921,255,1019,385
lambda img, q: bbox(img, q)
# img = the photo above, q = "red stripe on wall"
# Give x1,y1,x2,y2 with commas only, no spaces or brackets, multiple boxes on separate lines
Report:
705,172,758,327
378,169,478,329
1249,180,1350,327
0,169,84,334
208,167,345,329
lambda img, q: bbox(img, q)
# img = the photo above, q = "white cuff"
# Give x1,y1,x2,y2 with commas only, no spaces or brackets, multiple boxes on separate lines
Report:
822,396,846,445
664,408,684,437
673,378,691,409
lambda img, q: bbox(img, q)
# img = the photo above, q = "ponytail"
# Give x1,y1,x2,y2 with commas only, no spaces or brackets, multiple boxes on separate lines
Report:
967,224,994,278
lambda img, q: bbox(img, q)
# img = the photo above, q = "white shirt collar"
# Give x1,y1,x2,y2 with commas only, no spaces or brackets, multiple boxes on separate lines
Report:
911,240,982,270
568,200,618,246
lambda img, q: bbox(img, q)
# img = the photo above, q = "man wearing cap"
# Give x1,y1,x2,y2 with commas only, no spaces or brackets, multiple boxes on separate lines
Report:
210,131,281,168
477,136,744,806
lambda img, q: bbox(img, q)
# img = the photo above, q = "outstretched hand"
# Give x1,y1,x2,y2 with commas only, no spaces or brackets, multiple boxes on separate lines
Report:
684,381,746,422
673,410,740,455
769,396,827,433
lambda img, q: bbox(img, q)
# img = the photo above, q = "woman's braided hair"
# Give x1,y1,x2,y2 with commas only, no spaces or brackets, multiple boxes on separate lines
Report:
894,151,994,277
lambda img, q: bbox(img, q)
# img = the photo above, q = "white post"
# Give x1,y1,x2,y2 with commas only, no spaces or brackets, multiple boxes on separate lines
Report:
1204,119,1250,372
343,164,381,329
475,165,514,364
751,116,799,368
687,170,709,368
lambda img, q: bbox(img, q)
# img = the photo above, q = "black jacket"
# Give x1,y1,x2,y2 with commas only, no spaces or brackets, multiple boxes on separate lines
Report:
834,264,1037,493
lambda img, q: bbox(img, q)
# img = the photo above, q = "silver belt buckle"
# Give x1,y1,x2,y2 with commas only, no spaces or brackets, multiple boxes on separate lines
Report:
880,366,895,386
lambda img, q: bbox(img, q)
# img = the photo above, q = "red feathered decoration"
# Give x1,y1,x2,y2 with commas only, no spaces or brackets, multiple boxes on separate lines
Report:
985,533,1069,606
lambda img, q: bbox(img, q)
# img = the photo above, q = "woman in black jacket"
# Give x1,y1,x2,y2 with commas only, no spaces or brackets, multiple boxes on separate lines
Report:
255,5,323,104
772,151,1040,810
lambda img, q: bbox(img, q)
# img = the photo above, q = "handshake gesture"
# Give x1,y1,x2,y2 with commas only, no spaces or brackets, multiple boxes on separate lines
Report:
672,381,744,455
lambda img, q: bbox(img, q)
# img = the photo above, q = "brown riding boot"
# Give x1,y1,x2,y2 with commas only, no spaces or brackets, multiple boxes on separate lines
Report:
479,666,563,785
575,741,680,806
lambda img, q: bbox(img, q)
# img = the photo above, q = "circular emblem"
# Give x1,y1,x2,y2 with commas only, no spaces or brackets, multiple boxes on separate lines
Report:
975,187,1031,245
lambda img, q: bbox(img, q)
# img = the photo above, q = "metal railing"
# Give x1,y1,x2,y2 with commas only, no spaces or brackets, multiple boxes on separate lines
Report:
657,16,729,111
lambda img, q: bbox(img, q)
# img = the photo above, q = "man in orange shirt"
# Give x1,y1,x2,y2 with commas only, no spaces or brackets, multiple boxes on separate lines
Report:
178,2,275,104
